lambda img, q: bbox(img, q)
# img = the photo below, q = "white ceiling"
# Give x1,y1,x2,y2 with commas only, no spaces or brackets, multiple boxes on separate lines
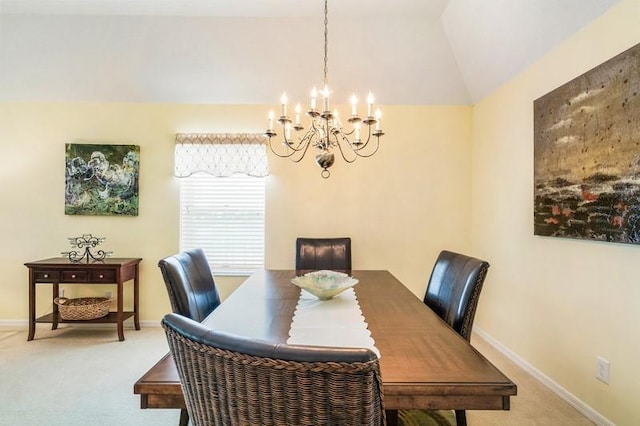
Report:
0,0,622,105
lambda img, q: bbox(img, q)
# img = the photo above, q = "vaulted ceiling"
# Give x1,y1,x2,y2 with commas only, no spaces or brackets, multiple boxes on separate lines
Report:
0,0,622,104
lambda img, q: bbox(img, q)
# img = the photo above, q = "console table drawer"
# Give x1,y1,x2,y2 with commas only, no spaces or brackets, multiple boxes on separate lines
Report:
90,270,116,282
34,271,60,281
61,271,89,282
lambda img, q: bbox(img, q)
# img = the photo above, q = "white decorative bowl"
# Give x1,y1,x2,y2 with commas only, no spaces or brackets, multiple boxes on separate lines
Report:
291,270,359,300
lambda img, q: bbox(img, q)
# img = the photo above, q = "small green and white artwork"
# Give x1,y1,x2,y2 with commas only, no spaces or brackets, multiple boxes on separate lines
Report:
65,143,140,216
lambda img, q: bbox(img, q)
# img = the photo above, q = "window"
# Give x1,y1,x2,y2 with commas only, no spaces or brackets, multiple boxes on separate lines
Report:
175,133,268,275
180,174,265,274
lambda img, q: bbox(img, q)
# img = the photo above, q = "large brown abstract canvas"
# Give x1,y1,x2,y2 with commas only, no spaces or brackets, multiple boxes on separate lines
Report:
534,43,640,244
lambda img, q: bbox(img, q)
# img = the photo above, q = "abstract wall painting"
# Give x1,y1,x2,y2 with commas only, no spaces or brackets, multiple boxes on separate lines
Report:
534,43,640,244
65,143,140,216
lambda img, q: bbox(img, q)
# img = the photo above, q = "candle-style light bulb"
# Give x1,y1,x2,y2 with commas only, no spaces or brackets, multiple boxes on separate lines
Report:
295,103,301,125
333,109,341,128
285,122,291,141
268,110,274,131
281,93,288,117
375,108,382,131
322,85,330,111
367,92,374,117
354,122,361,141
350,94,358,116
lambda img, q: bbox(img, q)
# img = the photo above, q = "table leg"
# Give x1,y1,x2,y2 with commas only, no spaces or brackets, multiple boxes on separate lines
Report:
386,409,398,426
179,408,189,426
28,272,36,341
133,265,140,330
52,282,59,330
117,279,125,341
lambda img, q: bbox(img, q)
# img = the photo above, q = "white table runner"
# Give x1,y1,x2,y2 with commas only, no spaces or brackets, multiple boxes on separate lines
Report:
287,288,380,358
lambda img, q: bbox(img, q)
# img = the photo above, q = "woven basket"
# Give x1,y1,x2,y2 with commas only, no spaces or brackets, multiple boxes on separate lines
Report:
54,297,111,320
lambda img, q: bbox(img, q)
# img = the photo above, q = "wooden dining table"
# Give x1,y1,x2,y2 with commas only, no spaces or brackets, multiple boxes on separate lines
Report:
134,270,516,424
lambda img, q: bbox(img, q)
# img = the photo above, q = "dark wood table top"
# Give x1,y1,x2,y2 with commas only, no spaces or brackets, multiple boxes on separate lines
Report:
134,270,516,411
25,257,142,268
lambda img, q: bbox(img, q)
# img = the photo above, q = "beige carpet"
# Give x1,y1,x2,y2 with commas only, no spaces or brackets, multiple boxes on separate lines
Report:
0,325,178,426
466,336,595,426
0,330,19,341
0,325,595,426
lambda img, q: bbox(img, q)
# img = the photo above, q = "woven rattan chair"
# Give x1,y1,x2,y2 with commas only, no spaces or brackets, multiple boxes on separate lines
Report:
162,313,386,426
295,237,352,271
158,248,222,426
398,250,490,426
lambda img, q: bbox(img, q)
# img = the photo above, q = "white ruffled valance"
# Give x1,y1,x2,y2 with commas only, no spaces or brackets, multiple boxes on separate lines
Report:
174,133,269,177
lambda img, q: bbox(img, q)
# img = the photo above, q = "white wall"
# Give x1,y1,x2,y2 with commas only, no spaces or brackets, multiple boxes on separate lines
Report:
471,0,640,424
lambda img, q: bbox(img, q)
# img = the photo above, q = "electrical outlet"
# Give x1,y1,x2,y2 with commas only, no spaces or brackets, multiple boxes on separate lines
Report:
595,356,610,384
58,288,65,298
105,291,112,299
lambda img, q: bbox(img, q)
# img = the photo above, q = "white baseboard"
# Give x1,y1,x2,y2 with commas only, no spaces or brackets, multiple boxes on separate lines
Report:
0,319,162,329
473,327,615,426
0,320,27,328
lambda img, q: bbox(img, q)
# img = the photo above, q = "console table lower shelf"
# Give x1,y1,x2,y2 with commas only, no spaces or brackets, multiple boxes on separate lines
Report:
36,311,136,324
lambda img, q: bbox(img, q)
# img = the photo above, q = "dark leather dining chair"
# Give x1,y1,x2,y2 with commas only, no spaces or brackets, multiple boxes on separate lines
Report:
295,237,352,271
162,312,386,426
158,248,221,323
398,250,490,426
158,248,222,426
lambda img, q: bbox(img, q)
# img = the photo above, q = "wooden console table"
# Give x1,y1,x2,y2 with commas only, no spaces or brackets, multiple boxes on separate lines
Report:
25,257,142,341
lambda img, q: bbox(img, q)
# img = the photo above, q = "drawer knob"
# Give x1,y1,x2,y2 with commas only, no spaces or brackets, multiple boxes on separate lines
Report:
71,274,76,278
99,274,104,279
43,274,49,278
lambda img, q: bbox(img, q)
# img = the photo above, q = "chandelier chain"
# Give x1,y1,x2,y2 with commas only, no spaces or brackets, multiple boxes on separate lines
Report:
323,0,328,86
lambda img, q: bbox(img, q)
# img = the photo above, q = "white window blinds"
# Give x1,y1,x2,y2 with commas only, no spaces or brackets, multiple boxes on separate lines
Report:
176,133,267,275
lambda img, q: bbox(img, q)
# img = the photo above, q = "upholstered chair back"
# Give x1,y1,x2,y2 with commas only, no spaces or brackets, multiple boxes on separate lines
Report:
423,250,490,341
295,237,352,271
158,248,221,323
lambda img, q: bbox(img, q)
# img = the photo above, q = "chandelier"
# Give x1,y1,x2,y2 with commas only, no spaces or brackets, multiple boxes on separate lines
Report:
264,0,384,179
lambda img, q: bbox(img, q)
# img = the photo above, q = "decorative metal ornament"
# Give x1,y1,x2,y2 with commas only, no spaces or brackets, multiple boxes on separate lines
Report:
61,234,113,262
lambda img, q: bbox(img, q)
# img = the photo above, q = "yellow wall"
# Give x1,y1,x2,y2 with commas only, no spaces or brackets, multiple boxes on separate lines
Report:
471,0,640,424
4,3,637,423
0,103,472,321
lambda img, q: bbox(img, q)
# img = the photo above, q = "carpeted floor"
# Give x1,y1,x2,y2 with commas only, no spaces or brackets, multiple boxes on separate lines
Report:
0,325,178,426
0,324,596,426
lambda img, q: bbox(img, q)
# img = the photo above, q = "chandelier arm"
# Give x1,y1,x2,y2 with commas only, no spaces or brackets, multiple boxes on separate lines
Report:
337,125,373,152
352,136,381,158
350,125,377,153
295,132,317,161
332,132,359,164
266,136,309,161
266,136,293,159
334,122,373,152
285,131,315,153
269,124,318,156
339,126,382,158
